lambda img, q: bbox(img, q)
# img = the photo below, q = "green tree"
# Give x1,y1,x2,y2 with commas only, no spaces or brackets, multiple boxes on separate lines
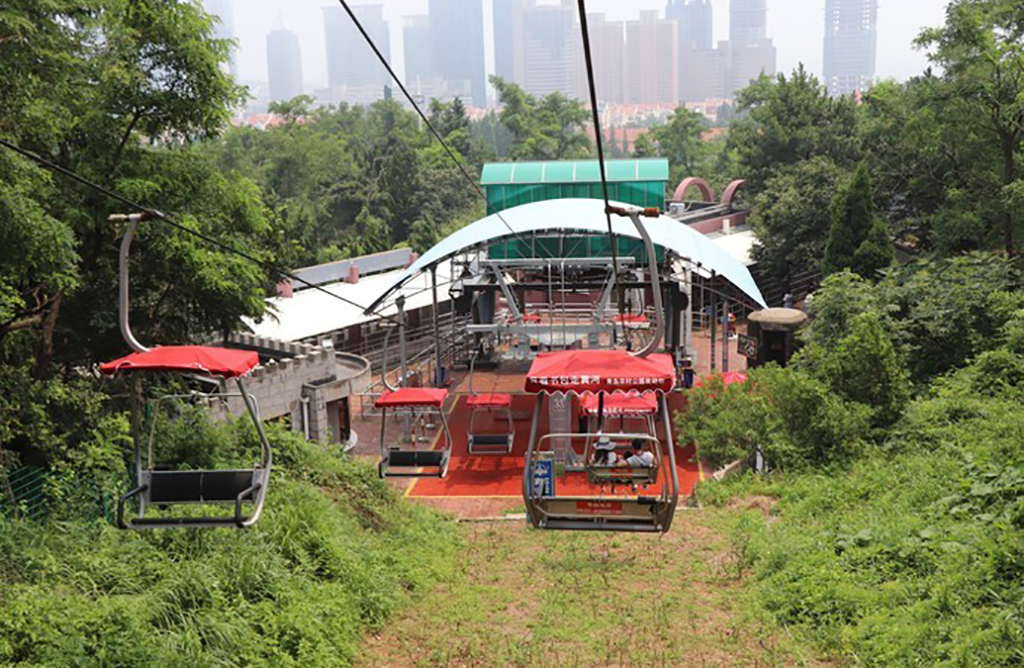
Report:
429,97,472,158
823,161,891,277
490,76,592,160
682,365,870,471
647,106,708,179
917,0,1024,254
797,312,910,428
268,94,316,123
0,0,267,374
730,64,860,191
631,132,656,158
749,156,846,285
0,0,279,473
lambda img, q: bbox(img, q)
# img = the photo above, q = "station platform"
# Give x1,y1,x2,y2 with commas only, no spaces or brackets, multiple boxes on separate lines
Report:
405,393,703,500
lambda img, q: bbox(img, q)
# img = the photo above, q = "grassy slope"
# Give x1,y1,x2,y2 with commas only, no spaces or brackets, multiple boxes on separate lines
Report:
0,436,460,666
359,510,821,667
699,389,1024,666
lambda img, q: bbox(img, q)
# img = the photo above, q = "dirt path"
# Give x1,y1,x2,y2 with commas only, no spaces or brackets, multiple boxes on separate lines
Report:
358,508,819,667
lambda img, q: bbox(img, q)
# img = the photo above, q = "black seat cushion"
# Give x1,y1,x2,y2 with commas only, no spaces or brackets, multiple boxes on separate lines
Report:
388,450,445,468
201,471,257,501
472,434,510,446
149,471,202,503
148,470,255,503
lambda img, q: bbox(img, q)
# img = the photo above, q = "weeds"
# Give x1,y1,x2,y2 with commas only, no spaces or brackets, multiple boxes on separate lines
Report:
0,424,459,666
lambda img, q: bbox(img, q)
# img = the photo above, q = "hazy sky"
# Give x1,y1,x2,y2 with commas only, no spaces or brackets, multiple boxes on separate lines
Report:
226,0,948,92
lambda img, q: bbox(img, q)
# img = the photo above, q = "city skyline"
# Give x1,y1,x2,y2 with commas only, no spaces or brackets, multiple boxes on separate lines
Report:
823,0,878,96
223,0,944,103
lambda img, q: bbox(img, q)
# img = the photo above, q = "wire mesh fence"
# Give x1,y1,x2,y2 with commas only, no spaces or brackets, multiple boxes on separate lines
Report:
1,463,119,524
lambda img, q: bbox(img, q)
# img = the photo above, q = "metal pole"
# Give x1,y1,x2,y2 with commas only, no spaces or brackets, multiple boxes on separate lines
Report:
431,267,443,387
397,295,408,386
522,393,545,528
710,272,717,373
397,295,410,443
111,213,150,353
722,294,730,373
450,260,457,368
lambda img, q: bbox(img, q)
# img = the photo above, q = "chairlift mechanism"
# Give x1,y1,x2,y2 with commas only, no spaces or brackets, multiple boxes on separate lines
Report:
101,213,272,529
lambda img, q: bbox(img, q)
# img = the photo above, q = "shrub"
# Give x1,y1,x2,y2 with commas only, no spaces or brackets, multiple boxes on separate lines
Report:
0,423,460,666
681,365,870,472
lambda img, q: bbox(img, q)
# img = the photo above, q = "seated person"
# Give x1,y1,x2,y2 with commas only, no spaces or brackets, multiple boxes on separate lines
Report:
591,436,619,466
622,439,655,467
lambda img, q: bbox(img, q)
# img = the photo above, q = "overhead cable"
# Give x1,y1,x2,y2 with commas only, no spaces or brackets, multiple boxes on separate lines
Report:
336,0,551,261
576,0,625,322
0,137,402,326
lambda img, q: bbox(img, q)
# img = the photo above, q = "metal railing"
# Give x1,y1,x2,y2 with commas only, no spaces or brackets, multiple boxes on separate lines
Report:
356,318,474,419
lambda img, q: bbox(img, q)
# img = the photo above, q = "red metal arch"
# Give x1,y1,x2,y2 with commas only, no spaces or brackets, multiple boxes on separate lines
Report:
671,177,714,203
720,179,746,208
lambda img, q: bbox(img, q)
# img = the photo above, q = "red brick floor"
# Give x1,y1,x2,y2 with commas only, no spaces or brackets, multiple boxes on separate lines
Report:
349,324,746,516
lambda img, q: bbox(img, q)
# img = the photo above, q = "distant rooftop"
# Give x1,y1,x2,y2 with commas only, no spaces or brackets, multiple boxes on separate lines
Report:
481,159,669,186
289,248,413,291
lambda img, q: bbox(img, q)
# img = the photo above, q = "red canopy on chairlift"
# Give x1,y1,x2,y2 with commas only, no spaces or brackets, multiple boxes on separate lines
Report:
579,392,658,416
375,387,449,408
693,370,748,387
524,350,675,394
100,345,259,378
466,393,513,408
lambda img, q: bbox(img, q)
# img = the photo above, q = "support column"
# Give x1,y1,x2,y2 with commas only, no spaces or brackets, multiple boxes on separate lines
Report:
397,295,410,443
710,272,717,373
722,295,730,373
431,266,442,387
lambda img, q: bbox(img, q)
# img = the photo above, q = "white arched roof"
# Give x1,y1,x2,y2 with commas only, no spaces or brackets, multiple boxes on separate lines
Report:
367,198,766,311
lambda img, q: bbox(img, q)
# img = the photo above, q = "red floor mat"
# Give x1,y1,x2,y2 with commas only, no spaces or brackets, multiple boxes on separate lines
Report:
407,395,705,498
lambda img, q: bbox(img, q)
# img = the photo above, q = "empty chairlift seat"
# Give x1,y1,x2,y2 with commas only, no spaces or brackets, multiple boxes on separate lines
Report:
100,345,272,529
467,393,515,454
375,388,452,478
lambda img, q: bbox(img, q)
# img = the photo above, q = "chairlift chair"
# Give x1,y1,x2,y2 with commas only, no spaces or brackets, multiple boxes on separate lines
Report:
100,213,272,529
375,388,452,478
466,355,514,454
521,349,680,533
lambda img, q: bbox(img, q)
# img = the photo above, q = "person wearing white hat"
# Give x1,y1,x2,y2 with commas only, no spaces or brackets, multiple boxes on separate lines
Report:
591,435,619,467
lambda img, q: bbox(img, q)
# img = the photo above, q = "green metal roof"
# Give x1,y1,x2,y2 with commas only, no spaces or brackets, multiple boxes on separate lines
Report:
480,159,669,186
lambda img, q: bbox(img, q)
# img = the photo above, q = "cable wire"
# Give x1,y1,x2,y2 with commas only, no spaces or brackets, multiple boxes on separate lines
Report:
0,136,402,326
576,0,625,323
336,0,550,260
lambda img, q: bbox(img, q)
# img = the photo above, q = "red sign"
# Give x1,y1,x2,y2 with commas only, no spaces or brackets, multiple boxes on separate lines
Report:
575,500,623,515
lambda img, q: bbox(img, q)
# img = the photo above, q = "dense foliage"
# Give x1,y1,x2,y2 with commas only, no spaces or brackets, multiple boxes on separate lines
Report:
688,254,1024,665
0,423,459,665
737,0,1024,287
0,7,463,664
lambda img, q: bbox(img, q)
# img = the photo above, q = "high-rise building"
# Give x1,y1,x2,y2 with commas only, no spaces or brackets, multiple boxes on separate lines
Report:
266,17,303,103
680,41,728,101
404,15,434,86
429,0,487,107
323,5,390,91
729,38,776,93
729,0,766,47
666,0,712,49
726,0,774,96
202,0,237,77
625,11,678,104
577,13,626,103
823,0,878,96
493,0,526,85
522,0,576,97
